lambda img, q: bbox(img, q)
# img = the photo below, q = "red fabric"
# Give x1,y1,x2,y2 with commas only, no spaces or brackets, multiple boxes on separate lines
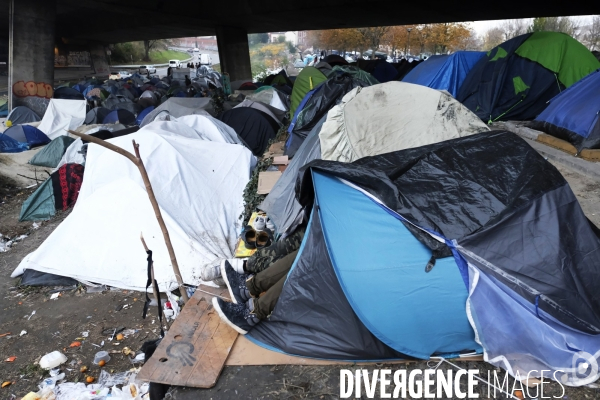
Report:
51,163,84,211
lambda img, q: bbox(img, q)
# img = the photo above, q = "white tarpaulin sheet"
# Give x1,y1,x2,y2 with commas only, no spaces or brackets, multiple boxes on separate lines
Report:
319,82,489,162
38,99,86,140
13,121,254,291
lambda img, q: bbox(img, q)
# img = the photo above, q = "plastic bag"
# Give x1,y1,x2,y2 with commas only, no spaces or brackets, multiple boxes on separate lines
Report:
109,383,142,399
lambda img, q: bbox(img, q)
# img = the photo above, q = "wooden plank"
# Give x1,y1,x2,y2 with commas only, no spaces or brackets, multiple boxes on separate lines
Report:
137,286,237,388
226,336,483,366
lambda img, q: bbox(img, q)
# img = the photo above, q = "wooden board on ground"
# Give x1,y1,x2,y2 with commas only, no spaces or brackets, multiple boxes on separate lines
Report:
137,286,237,388
226,336,483,366
536,133,577,155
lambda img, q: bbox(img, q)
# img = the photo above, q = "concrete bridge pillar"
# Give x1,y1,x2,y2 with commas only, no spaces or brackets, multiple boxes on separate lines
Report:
216,26,252,82
8,0,56,116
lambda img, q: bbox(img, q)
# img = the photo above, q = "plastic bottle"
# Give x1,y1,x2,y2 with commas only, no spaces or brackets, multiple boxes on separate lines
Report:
39,351,67,369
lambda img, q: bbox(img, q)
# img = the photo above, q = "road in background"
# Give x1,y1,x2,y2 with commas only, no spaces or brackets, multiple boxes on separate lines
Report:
156,50,220,77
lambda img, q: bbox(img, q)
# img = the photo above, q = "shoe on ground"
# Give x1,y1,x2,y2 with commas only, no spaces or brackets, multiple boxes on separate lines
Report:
220,260,252,304
253,216,266,231
212,297,259,335
200,264,221,282
241,225,256,249
255,230,271,248
266,217,275,231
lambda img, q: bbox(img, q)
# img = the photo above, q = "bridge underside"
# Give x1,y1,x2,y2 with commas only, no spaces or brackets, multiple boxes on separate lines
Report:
0,0,597,43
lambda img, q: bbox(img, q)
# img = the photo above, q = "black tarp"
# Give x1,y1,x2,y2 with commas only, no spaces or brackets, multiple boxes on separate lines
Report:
219,107,279,156
457,33,561,122
298,130,600,333
250,212,411,360
286,72,371,157
20,269,78,287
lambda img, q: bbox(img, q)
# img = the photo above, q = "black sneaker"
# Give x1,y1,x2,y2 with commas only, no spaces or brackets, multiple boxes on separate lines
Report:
220,260,251,304
212,297,259,335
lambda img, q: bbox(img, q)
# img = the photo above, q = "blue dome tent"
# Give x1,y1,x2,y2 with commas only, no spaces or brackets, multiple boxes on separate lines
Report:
403,51,485,97
249,130,600,383
530,69,600,151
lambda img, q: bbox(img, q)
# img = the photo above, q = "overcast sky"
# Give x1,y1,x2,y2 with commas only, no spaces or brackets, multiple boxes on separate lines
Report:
467,15,596,36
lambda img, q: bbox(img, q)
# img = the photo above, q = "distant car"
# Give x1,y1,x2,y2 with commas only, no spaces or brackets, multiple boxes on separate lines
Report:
138,65,156,74
193,48,200,53
187,49,194,53
118,71,131,79
169,60,181,68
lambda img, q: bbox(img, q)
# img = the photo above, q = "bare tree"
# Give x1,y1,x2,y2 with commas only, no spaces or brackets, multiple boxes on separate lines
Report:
482,27,505,50
501,19,528,40
529,17,581,39
584,15,600,51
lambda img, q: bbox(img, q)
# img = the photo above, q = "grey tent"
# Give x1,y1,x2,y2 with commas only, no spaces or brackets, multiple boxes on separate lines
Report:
84,107,112,125
103,94,132,110
7,106,40,124
29,136,76,168
259,116,325,236
234,99,287,125
140,98,215,127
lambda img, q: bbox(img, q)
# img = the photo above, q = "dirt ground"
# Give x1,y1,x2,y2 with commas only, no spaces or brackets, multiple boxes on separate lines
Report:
1,154,600,399
0,180,162,398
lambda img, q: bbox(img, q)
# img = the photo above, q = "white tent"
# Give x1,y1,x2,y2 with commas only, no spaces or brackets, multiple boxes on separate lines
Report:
38,99,86,140
13,121,254,291
174,115,241,144
319,82,489,162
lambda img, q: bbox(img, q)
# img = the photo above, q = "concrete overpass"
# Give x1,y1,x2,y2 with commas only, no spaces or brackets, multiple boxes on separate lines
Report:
2,0,598,114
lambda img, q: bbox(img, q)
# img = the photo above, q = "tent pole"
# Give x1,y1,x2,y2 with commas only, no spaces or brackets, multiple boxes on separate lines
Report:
67,130,190,303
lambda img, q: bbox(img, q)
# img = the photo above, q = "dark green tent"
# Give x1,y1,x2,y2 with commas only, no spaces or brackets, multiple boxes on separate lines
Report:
458,32,600,122
290,66,327,117
29,136,75,168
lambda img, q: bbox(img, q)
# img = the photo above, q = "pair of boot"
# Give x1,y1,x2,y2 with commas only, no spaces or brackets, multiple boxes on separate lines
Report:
212,260,260,334
241,225,273,249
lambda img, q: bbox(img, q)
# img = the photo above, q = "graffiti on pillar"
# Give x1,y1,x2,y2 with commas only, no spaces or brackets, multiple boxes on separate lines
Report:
13,81,54,99
55,51,91,67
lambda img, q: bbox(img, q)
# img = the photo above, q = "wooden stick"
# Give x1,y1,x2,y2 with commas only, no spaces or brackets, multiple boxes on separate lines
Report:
68,130,189,303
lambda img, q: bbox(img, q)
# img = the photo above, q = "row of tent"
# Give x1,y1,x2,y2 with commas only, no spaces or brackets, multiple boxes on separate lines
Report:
1,68,226,153
400,32,600,150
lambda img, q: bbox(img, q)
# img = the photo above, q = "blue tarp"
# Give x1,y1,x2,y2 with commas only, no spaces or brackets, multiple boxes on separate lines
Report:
531,69,600,150
403,51,485,97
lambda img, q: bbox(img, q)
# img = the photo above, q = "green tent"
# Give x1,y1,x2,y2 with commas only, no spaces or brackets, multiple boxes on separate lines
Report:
515,31,600,88
29,136,75,168
458,31,600,122
19,179,55,221
290,66,327,117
